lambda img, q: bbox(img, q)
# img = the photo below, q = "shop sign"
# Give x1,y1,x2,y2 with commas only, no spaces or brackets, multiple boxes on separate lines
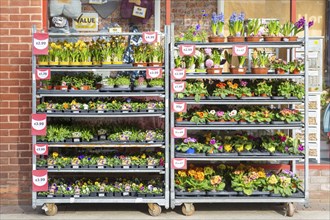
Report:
146,68,162,79
171,82,186,93
179,45,195,56
35,69,51,80
33,144,48,155
171,102,187,113
32,170,48,192
171,158,187,169
142,32,158,44
73,13,98,31
31,114,47,136
33,33,49,55
171,68,186,80
171,127,187,138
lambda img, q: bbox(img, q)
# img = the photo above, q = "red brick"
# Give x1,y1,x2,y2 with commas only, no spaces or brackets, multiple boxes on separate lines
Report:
31,15,42,21
9,129,30,136
10,15,30,21
9,72,31,79
0,94,19,101
0,7,19,14
0,151,19,158
0,101,9,108
19,136,32,144
9,44,30,51
0,44,9,50
0,122,20,129
9,87,31,93
9,144,31,151
20,7,41,14
0,173,8,179
0,116,9,123
20,94,32,101
20,51,32,57
0,37,20,43
0,74,9,81
0,65,20,72
0,51,19,57
10,158,30,165
9,115,30,122
10,58,31,65
9,101,31,108
0,130,9,137
9,1,30,6
0,158,9,165
20,36,32,43
20,80,32,86
20,22,41,29
20,122,31,129
0,29,9,35
0,80,16,86
0,22,19,28
20,65,32,72
0,14,9,21
10,29,31,35
31,0,42,6
0,58,9,64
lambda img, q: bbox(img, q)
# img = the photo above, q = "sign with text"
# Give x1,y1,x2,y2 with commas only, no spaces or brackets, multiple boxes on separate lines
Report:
179,45,195,56
142,32,158,44
171,102,187,113
32,170,48,192
146,68,162,79
31,114,47,136
33,144,48,155
171,81,186,93
171,127,187,138
73,13,98,31
232,45,248,56
171,68,186,80
89,0,107,4
35,69,51,80
171,158,187,169
33,33,49,55
132,6,147,18
109,27,122,34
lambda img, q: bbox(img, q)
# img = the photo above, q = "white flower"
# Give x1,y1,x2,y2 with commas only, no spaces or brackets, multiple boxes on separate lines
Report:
210,110,216,115
229,110,237,117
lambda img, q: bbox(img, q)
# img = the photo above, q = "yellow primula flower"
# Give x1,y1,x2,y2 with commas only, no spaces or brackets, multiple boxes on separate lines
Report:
141,154,146,159
52,152,58,158
100,155,104,159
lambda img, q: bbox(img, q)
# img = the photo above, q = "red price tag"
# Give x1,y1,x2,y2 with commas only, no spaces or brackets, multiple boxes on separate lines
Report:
146,68,162,79
33,144,48,155
232,45,248,56
31,114,47,136
171,81,186,93
142,32,158,44
171,68,186,80
33,33,49,55
32,170,48,192
171,158,187,169
171,102,187,112
171,127,187,138
179,45,195,56
35,69,51,80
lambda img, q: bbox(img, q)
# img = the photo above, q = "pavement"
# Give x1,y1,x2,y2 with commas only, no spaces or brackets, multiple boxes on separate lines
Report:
1,203,329,220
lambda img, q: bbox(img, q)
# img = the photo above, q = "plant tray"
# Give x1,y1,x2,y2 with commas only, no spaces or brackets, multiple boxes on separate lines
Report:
271,96,286,100
206,96,222,100
99,87,131,92
240,96,270,100
286,97,299,100
286,122,302,125
270,152,290,156
176,190,206,197
271,121,285,124
69,90,100,93
101,64,133,68
238,191,270,196
207,121,238,125
179,97,206,100
238,150,271,156
206,191,238,196
206,152,238,157
133,87,165,91
176,121,198,125
175,152,206,157
238,121,249,125
222,96,238,100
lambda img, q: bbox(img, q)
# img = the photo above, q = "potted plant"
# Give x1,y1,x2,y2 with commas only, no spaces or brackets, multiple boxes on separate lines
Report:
115,76,131,88
190,111,208,125
205,48,224,74
208,12,225,42
271,58,289,74
237,80,252,98
148,78,164,88
90,39,102,65
280,21,296,41
101,39,113,65
38,55,49,65
264,20,281,41
292,83,304,100
134,76,148,88
111,36,127,64
195,49,206,73
276,81,295,99
80,41,92,66
254,81,272,97
290,17,314,41
227,12,245,42
184,55,195,73
251,50,270,74
69,40,83,66
147,42,164,66
101,77,115,89
133,44,148,67
288,59,304,74
59,41,71,65
245,19,263,42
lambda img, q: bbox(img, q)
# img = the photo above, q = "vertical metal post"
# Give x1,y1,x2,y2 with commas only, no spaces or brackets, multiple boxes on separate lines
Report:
170,23,175,209
154,0,161,31
304,21,309,201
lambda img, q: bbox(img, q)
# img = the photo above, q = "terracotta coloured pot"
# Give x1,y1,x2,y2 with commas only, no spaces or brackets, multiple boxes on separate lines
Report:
208,36,225,43
229,67,246,74
133,62,147,67
275,68,286,74
206,67,223,74
251,67,268,74
264,36,282,42
245,36,263,42
282,36,298,41
227,36,245,42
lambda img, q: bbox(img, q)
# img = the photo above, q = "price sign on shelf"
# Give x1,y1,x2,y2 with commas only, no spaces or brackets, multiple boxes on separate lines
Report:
171,158,187,169
232,45,248,56
35,69,50,80
33,33,49,55
171,102,187,113
171,68,186,80
171,81,186,93
142,32,158,44
146,68,162,79
33,144,48,155
171,127,187,138
31,114,47,136
179,45,195,56
32,170,48,192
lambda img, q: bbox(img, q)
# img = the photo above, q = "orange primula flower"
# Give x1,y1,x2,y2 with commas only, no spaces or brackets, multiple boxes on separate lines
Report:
195,171,205,181
216,82,226,89
188,169,197,177
210,175,222,185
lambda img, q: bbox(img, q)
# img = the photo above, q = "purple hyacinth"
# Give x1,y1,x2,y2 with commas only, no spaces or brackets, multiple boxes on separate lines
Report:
229,12,237,23
238,12,245,22
240,80,248,87
308,20,314,28
202,10,208,17
298,144,304,152
78,155,85,160
210,138,216,145
211,12,218,23
295,17,305,29
204,48,212,56
218,12,224,23
205,59,214,68
196,24,201,31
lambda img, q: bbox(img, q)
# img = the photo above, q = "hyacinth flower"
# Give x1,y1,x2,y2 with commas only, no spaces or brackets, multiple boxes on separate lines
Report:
228,12,245,37
293,17,314,36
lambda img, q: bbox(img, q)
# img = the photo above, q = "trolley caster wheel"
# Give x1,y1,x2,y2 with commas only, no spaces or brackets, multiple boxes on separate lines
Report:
285,202,295,217
182,203,195,216
148,203,161,216
43,203,58,216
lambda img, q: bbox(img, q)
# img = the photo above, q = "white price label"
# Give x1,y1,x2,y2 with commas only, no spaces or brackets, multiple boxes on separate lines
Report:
146,68,162,79
171,127,187,138
32,174,47,187
31,119,46,131
34,144,48,155
171,68,186,80
171,102,187,112
232,45,248,56
179,45,195,56
171,82,186,93
142,32,158,44
171,158,187,169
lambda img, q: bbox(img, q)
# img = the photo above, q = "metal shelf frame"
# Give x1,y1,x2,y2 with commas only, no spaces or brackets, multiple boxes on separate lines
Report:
169,23,309,210
31,25,172,210
45,169,165,174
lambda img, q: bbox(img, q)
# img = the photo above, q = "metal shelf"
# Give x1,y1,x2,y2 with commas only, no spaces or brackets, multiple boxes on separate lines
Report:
35,197,166,206
185,73,304,79
45,168,165,174
37,142,165,148
37,90,165,98
174,41,303,48
182,156,304,161
39,66,164,72
175,99,303,105
174,124,303,130
49,32,164,37
41,112,165,118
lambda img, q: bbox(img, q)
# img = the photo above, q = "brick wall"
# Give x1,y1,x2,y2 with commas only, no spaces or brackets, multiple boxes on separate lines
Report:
0,0,42,205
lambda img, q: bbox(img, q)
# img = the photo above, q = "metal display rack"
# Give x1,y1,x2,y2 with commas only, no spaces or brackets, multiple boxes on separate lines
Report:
31,26,171,216
169,24,309,216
